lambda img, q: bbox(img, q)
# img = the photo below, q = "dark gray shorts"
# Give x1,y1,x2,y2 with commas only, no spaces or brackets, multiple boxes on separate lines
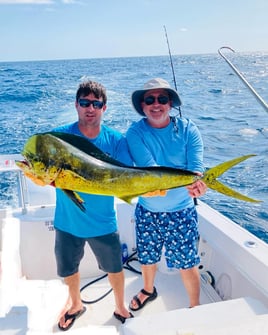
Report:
55,229,123,277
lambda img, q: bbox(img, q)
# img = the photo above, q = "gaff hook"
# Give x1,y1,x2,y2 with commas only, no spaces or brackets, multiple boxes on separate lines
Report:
218,46,268,113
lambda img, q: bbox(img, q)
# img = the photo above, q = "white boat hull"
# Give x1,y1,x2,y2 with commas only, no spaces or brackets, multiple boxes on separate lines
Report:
1,155,268,334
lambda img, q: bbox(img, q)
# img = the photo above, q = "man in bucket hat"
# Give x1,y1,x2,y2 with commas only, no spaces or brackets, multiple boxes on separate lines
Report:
131,78,182,116
126,78,207,311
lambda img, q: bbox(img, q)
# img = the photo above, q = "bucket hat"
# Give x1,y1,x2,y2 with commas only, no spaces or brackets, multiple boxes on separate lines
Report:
131,78,182,116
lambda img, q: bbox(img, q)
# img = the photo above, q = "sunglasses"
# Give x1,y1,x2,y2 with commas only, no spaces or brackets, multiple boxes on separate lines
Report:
78,98,104,109
143,95,169,106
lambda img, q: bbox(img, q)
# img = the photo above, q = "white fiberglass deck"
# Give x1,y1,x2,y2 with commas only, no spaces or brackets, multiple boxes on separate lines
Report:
1,265,221,334
2,267,268,335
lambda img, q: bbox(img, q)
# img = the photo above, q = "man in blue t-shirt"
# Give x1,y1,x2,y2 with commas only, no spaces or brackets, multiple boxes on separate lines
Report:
53,80,134,330
126,78,207,312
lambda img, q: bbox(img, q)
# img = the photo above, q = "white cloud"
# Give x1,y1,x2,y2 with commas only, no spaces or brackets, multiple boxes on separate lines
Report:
0,0,82,3
61,0,78,3
0,0,54,4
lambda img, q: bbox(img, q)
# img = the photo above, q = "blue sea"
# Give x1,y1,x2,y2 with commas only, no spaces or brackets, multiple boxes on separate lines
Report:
0,53,267,243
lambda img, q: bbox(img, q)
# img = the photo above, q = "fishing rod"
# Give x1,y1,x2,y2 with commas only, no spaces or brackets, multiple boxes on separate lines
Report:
218,46,268,113
163,25,182,117
163,25,178,91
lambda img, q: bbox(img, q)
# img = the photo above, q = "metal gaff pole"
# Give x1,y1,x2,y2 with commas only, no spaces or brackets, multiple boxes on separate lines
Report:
218,46,268,113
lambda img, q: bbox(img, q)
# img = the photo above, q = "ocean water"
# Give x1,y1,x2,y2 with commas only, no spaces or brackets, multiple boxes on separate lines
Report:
0,53,267,243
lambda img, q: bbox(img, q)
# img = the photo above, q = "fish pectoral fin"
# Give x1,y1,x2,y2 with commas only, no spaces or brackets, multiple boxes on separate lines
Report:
63,189,86,212
119,193,142,204
206,179,261,203
119,196,134,204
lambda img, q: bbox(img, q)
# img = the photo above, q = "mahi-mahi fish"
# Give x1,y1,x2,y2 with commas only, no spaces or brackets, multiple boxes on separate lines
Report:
16,132,261,211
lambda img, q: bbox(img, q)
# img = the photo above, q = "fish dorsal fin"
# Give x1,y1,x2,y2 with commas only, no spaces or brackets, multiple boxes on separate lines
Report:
45,132,127,167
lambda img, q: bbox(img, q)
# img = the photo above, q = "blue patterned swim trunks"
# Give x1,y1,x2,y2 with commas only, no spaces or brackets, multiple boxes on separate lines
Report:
135,203,200,269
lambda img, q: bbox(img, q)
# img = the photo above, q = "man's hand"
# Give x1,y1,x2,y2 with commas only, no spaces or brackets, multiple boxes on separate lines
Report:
186,180,207,198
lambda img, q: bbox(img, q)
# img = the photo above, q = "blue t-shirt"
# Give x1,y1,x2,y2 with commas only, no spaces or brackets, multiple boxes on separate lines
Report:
52,122,132,238
126,117,204,212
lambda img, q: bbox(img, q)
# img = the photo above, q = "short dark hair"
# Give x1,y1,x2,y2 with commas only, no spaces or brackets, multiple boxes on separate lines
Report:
76,80,107,105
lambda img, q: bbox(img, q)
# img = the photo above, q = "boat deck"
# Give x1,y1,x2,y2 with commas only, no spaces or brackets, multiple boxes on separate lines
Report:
1,195,268,334
0,263,220,334
2,254,268,335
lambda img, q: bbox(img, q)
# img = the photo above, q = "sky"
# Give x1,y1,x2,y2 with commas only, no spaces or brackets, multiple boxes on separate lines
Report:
0,0,267,62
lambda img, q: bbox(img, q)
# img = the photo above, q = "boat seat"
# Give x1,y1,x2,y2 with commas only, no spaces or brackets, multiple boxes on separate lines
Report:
177,314,268,335
122,297,268,335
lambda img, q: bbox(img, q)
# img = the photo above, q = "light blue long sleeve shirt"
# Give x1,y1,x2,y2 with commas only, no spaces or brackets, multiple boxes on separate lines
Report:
126,117,204,212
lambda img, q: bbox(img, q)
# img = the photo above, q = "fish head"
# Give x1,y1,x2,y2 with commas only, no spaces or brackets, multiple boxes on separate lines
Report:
16,133,61,186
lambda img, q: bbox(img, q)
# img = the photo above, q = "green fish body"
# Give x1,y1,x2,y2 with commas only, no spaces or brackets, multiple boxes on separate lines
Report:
16,132,261,210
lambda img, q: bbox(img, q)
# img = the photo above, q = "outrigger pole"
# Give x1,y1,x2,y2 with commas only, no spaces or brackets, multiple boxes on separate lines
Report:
218,46,268,113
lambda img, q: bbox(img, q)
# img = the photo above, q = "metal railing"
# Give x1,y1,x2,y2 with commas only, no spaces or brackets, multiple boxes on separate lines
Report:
0,154,29,213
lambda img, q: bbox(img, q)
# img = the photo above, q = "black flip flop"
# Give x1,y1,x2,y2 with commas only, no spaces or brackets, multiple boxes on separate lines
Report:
129,287,157,311
113,311,134,324
58,306,86,331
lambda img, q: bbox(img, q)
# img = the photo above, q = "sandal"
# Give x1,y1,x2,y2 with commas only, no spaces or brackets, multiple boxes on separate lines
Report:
113,311,134,324
129,287,157,311
58,306,86,331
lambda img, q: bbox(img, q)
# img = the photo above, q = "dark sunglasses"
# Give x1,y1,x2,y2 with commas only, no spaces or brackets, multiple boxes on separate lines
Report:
78,98,104,109
143,95,169,106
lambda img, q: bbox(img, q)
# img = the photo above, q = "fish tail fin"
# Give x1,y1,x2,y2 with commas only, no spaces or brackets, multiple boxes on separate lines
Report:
203,154,261,203
205,179,260,203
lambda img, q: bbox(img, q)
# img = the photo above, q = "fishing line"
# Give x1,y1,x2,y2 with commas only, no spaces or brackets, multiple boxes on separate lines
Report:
256,128,268,139
163,26,197,205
